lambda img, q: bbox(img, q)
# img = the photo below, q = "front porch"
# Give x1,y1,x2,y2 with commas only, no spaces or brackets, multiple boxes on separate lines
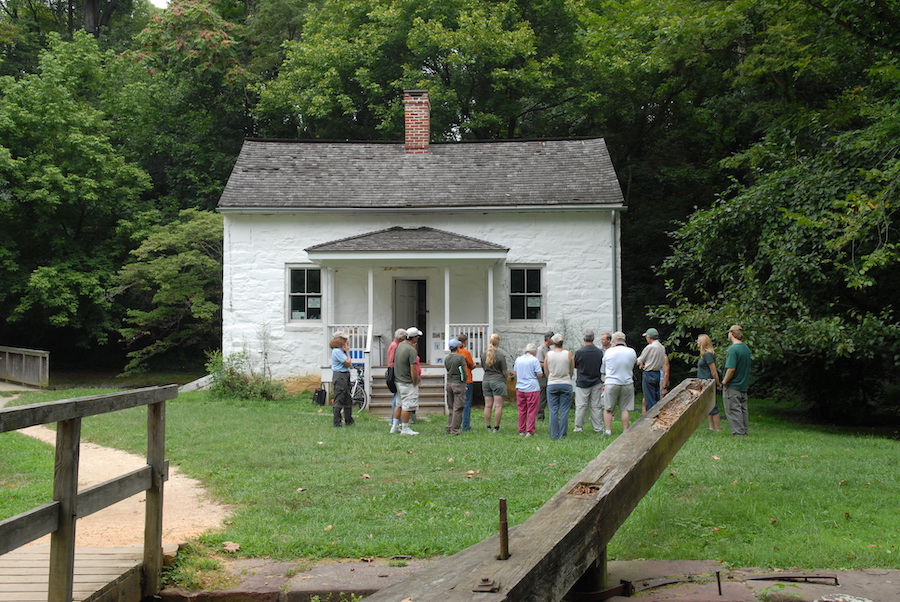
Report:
307,227,509,412
321,322,489,414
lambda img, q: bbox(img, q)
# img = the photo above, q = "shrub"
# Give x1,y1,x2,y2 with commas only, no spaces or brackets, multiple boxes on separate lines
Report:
205,350,286,400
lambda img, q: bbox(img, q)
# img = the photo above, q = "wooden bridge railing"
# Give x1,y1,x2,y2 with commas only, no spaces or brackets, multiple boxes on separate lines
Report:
366,378,716,601
0,345,50,388
0,385,178,601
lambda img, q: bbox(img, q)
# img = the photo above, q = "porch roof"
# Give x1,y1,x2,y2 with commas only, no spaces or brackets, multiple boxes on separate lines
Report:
305,226,508,266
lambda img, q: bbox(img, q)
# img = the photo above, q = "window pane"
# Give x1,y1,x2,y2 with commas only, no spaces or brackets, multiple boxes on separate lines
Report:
511,296,525,320
291,270,305,294
526,297,541,320
510,269,525,294
290,297,307,320
307,269,321,293
307,298,322,320
525,269,541,294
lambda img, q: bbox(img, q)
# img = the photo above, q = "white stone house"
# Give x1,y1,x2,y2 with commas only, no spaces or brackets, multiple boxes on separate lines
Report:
217,90,627,395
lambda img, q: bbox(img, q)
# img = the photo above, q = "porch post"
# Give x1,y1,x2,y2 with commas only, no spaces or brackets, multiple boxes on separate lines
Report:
327,267,336,353
368,268,374,328
444,267,451,349
487,264,495,334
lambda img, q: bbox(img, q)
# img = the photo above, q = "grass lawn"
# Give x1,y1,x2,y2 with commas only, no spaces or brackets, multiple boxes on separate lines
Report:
2,388,897,571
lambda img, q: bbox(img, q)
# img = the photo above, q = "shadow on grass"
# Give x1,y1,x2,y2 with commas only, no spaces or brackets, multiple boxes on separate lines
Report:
49,370,206,389
752,397,900,440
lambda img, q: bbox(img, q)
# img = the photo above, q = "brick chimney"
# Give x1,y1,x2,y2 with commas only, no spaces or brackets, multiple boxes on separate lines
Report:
404,90,430,154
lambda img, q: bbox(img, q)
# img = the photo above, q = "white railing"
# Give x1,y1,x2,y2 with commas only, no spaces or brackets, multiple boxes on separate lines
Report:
447,324,490,364
328,324,372,399
0,346,49,388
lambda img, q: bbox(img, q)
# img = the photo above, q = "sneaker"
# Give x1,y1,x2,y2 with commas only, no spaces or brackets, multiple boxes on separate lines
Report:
603,430,612,436
486,425,493,431
519,432,526,436
573,427,584,433
525,433,533,437
389,423,401,434
400,427,419,436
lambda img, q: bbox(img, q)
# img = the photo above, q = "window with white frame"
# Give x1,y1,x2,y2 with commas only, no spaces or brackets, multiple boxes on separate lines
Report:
288,267,322,320
510,267,543,320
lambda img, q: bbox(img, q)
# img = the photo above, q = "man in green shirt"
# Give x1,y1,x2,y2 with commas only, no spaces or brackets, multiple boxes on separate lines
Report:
721,324,751,436
390,327,422,435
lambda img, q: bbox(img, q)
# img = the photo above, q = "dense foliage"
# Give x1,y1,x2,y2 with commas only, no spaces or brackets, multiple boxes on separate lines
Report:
0,0,897,413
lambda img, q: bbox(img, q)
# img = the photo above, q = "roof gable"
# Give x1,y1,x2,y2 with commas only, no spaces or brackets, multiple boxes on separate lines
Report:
218,138,625,212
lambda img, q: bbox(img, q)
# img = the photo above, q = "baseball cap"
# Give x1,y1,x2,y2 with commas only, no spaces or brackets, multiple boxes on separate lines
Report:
448,338,461,349
406,326,423,338
642,327,659,338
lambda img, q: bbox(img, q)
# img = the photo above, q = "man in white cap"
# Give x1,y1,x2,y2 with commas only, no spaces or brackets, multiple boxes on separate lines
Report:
600,331,637,435
390,326,422,435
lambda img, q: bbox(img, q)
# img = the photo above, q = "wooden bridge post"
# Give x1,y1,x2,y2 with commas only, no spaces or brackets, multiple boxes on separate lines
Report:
48,417,81,602
143,399,166,599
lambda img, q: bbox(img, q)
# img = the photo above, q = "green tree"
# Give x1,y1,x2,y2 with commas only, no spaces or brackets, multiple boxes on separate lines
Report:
114,208,223,373
119,0,249,212
0,0,154,77
0,31,151,350
253,0,584,139
651,94,900,417
574,0,897,354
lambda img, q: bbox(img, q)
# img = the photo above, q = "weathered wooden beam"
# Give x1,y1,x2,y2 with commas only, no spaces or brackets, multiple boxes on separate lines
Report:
0,385,178,433
0,503,59,556
365,378,715,602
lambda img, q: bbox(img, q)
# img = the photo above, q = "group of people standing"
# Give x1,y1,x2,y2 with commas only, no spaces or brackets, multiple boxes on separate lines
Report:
513,329,642,440
333,322,751,438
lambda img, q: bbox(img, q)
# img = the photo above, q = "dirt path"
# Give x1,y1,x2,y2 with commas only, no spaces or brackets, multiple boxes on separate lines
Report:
3,393,230,548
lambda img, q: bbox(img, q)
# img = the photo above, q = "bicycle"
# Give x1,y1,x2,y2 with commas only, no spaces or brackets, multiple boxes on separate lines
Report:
350,364,369,410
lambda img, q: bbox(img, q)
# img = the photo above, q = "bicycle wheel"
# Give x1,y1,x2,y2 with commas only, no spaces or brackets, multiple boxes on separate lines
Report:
351,383,369,410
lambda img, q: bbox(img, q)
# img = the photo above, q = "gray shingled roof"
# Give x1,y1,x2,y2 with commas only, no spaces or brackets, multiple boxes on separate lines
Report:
218,138,625,211
306,227,508,253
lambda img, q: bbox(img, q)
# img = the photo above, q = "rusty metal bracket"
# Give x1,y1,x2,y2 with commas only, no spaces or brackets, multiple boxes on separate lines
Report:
473,578,501,593
746,572,840,586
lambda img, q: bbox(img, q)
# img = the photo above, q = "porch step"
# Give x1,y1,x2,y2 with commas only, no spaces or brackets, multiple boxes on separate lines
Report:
369,368,446,417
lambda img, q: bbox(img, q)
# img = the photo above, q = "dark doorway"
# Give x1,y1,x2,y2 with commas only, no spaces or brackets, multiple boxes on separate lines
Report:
394,279,427,360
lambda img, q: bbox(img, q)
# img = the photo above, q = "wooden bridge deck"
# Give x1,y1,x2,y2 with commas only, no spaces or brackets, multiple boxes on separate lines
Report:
0,545,177,602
